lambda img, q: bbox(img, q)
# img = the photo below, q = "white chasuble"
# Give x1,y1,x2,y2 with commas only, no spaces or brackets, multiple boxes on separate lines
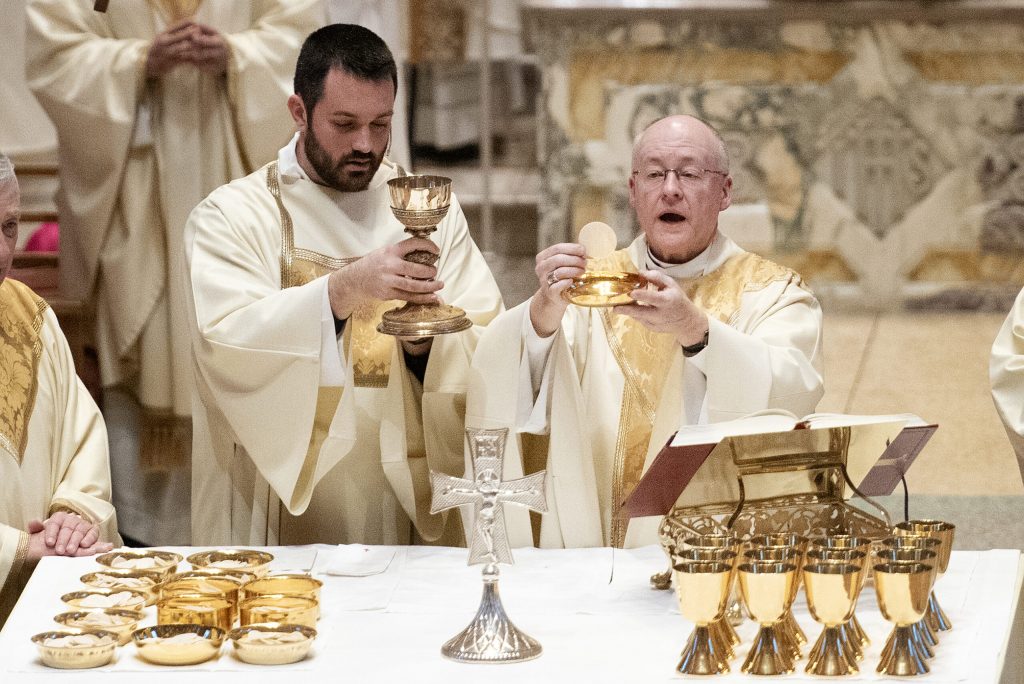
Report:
0,279,120,623
991,286,1024,482
25,0,323,468
185,151,503,546
466,235,824,549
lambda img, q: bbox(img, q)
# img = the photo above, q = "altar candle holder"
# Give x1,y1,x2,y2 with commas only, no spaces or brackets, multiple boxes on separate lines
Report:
378,175,473,337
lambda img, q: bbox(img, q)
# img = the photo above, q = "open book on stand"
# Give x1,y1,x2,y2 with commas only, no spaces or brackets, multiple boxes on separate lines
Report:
622,410,936,520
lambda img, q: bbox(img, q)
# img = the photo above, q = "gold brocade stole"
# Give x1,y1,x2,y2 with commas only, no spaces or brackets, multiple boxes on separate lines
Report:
592,248,802,547
150,0,202,22
0,279,48,465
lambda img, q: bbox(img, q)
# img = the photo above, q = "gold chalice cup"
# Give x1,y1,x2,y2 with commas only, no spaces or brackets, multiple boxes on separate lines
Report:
805,548,870,657
748,533,809,554
875,548,938,658
673,561,735,675
802,563,862,676
378,175,472,337
895,520,955,632
737,562,798,676
743,546,805,656
873,562,933,676
674,549,740,658
682,534,744,625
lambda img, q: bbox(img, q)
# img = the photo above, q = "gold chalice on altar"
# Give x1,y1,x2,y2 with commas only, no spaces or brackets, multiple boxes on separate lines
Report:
744,542,806,657
805,547,869,658
738,561,798,675
894,519,955,632
673,560,735,675
377,175,472,336
674,548,740,658
875,548,939,658
802,563,862,676
873,561,933,676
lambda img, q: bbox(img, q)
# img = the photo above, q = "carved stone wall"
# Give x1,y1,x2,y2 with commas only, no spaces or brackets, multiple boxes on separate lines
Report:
522,1,1024,309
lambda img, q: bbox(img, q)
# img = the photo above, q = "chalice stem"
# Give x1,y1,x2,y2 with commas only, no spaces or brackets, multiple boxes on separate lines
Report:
925,591,952,632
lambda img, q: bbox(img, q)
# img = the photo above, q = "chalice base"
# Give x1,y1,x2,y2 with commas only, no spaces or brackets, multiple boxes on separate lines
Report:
805,627,858,676
441,579,541,663
877,626,930,676
714,617,741,650
377,302,473,337
742,625,795,676
849,614,870,648
784,609,807,646
838,623,864,661
677,625,731,675
709,620,735,660
925,591,952,632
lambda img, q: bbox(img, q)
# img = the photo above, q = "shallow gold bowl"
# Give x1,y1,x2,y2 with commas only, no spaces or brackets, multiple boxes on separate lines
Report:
80,569,163,605
55,609,142,646
562,271,645,307
228,623,317,666
95,550,182,578
61,589,148,612
132,624,224,666
32,629,118,669
187,549,274,577
157,594,234,632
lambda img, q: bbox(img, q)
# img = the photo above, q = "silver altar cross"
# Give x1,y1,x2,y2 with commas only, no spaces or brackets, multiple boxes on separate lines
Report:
429,427,547,663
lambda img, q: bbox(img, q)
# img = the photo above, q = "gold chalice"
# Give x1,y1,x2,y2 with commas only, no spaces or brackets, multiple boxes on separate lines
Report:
894,520,955,632
737,561,798,676
808,535,871,553
674,548,740,658
673,561,735,675
873,562,933,676
875,548,939,658
378,175,472,336
743,546,806,657
683,534,744,627
805,547,870,657
802,563,862,676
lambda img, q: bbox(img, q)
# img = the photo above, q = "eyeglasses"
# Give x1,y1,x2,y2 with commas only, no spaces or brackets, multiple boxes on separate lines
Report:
631,167,727,190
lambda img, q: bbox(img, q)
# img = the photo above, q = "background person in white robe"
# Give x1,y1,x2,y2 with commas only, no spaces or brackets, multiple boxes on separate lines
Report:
990,287,1024,484
185,25,503,546
25,0,323,545
0,155,119,624
467,116,824,549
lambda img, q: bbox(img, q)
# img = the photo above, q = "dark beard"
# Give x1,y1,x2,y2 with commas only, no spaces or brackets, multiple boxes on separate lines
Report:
303,126,383,192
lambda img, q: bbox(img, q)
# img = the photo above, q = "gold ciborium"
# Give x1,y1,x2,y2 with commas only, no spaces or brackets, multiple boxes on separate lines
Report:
803,563,862,676
874,562,933,676
378,175,473,337
738,561,798,676
673,560,735,675
894,520,955,632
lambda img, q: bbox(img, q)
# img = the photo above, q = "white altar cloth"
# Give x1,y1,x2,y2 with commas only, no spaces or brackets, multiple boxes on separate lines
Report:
1,545,1021,682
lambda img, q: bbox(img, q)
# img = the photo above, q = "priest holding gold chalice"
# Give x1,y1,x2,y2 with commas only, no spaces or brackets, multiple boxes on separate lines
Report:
466,115,824,549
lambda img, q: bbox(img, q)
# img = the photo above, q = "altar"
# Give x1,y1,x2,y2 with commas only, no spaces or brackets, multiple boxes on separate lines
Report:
0,545,1021,682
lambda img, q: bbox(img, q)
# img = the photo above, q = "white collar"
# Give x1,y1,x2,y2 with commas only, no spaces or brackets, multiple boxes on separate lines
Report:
640,232,718,279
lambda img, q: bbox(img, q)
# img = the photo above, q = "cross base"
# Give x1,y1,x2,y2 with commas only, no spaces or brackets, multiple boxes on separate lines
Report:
441,569,542,664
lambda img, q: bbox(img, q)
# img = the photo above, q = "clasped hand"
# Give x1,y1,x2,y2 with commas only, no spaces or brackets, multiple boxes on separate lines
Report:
146,19,230,79
26,512,113,564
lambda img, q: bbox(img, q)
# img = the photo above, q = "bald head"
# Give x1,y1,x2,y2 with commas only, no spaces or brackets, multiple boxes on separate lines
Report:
631,115,729,174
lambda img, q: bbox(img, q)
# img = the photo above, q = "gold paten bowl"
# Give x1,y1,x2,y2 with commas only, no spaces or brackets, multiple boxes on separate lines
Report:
80,570,163,605
562,271,645,307
187,550,274,577
95,550,182,578
240,594,317,628
157,594,234,632
55,609,142,646
132,624,224,666
61,589,147,612
31,629,117,669
228,623,317,665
